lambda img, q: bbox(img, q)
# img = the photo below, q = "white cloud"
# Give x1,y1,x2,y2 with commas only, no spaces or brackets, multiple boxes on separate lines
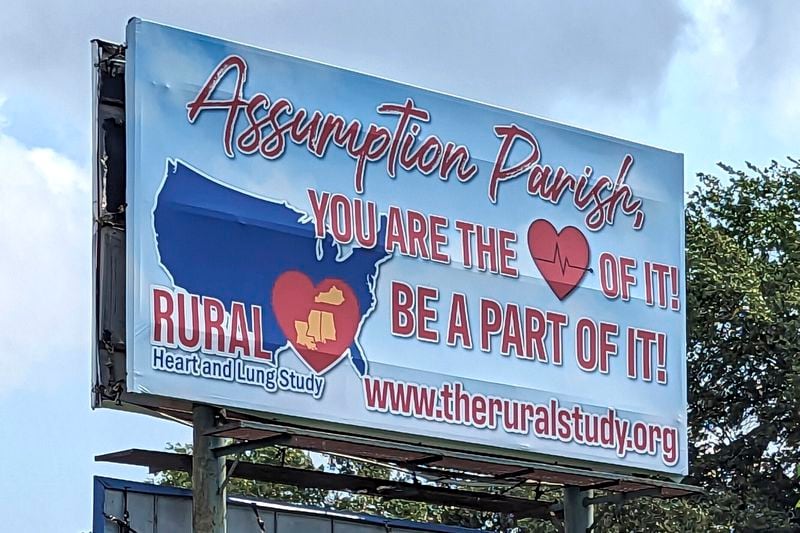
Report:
773,70,800,129
677,0,800,146
0,0,690,159
0,121,90,395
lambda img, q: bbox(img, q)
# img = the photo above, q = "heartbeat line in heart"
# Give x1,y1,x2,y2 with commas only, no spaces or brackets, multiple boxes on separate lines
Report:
527,219,590,300
533,242,593,275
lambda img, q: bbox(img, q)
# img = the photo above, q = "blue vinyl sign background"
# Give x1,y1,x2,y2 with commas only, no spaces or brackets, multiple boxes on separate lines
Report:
126,20,687,475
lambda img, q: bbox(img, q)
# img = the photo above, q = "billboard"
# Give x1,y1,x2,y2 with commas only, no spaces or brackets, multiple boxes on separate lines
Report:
124,19,686,475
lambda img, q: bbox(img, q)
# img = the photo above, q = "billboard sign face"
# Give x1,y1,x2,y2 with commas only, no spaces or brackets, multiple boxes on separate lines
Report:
126,20,687,475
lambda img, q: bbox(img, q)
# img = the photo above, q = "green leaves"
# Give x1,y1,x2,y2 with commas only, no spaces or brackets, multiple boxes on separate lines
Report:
685,159,800,530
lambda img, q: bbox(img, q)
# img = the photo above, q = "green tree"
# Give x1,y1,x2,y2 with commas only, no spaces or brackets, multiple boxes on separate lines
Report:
592,159,800,531
157,160,800,531
682,159,800,529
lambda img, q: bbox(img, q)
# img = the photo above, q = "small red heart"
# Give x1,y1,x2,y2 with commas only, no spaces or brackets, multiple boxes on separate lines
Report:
527,219,590,300
271,271,360,375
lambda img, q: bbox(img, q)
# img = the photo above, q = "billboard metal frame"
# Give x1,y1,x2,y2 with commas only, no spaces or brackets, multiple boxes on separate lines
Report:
92,32,701,532
93,476,481,533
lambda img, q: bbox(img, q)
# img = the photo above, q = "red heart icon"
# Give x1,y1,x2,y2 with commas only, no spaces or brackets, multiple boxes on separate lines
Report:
527,219,590,300
271,271,361,375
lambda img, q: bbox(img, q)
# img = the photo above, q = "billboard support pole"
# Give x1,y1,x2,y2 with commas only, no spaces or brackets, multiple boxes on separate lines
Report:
563,487,593,533
192,404,227,533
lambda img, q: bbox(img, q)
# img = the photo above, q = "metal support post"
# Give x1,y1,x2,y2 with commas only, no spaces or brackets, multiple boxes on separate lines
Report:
193,404,227,533
563,487,593,533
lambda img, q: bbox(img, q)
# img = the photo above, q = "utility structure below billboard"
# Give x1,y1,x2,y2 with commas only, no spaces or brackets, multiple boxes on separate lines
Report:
93,476,482,533
93,19,699,532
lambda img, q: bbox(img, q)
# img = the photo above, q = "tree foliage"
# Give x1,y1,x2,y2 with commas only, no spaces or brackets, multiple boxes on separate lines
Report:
592,159,800,531
157,160,800,530
683,159,800,529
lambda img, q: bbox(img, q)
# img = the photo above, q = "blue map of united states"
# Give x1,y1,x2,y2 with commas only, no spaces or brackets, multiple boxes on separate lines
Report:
153,160,390,375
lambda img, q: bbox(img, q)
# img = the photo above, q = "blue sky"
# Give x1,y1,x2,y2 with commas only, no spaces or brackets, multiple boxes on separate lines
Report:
1,1,799,530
